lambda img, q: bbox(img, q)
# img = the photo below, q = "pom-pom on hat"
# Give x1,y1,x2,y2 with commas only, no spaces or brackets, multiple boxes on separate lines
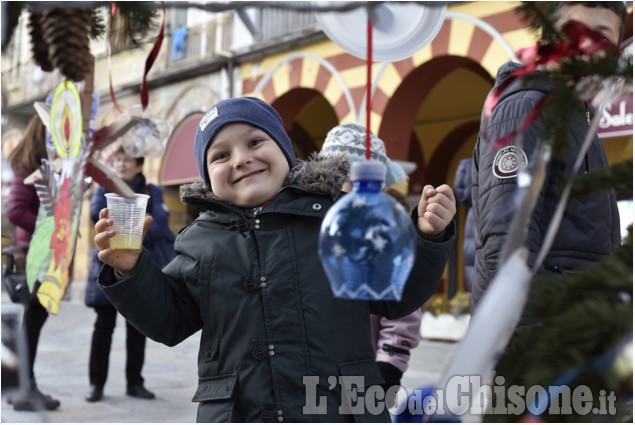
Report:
320,124,408,186
194,97,296,186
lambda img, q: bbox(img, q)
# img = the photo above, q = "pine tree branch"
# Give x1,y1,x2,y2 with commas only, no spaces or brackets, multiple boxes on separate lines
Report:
568,159,633,201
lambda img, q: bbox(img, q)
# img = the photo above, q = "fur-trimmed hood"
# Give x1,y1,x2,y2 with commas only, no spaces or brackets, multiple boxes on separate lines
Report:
179,153,350,208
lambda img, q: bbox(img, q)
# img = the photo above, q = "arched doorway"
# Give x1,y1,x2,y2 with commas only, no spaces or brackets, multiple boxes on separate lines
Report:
379,55,492,193
272,88,339,159
159,113,205,229
380,55,493,296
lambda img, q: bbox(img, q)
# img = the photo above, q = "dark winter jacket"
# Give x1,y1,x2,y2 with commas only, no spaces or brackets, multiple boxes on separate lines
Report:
7,167,40,248
99,155,455,422
470,61,621,312
453,158,475,292
85,173,175,307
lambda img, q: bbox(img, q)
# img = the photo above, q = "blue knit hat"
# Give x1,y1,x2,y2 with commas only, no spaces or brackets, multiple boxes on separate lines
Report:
194,97,296,186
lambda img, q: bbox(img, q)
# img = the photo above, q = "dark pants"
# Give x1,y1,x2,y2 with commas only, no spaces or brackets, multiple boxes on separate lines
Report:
88,304,146,388
22,296,49,381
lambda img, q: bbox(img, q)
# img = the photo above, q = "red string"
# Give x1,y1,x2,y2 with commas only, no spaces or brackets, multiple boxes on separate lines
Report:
108,4,166,113
365,14,372,160
108,3,123,113
141,8,166,111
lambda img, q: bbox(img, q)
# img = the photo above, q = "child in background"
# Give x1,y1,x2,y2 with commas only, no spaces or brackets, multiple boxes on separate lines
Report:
93,97,456,422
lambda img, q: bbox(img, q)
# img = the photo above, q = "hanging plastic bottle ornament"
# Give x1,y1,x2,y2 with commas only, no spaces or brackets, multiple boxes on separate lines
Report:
119,105,170,158
120,117,145,157
146,119,170,157
318,160,416,301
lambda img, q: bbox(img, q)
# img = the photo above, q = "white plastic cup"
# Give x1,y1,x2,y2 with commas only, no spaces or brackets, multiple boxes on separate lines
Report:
105,193,149,250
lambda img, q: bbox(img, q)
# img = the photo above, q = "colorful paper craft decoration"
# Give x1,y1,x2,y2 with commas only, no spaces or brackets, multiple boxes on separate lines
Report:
26,81,88,314
25,81,141,314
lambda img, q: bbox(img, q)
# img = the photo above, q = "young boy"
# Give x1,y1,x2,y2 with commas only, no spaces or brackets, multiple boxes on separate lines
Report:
94,97,456,422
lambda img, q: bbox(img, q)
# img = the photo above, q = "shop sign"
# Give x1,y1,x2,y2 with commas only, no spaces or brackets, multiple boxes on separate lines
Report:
596,37,633,139
597,96,633,138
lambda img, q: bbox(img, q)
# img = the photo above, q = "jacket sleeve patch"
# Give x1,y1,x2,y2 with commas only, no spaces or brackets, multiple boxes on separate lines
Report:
492,146,528,179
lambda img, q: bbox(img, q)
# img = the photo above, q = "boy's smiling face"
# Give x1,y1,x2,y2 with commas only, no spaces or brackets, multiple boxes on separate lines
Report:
206,123,290,208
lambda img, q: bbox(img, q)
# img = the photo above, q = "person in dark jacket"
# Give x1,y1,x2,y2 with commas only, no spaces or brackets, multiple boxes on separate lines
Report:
6,115,61,411
453,158,475,292
84,145,176,402
470,2,625,314
93,97,456,422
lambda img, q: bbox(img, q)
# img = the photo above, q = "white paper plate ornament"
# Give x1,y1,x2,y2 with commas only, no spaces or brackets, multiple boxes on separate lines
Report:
315,2,447,62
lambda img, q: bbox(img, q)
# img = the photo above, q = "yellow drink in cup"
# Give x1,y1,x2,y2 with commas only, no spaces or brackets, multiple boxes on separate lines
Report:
110,235,143,250
105,193,149,250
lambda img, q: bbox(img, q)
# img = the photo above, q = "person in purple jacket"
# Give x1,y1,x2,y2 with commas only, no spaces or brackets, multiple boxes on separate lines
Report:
6,114,61,411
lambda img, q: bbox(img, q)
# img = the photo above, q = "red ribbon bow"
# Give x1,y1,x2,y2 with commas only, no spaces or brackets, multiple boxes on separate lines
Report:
483,20,620,148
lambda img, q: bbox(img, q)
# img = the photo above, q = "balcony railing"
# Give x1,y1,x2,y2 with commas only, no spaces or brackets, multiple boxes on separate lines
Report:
165,15,233,67
259,2,317,41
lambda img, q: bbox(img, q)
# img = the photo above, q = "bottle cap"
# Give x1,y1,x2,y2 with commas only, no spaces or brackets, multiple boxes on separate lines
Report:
351,160,386,183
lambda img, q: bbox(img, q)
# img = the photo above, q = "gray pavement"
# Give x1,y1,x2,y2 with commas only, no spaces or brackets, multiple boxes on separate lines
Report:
1,284,458,423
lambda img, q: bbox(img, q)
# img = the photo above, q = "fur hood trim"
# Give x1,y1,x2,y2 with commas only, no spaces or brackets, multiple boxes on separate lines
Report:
180,153,350,205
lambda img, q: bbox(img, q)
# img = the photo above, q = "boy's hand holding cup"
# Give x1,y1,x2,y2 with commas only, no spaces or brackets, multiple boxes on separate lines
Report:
95,194,153,276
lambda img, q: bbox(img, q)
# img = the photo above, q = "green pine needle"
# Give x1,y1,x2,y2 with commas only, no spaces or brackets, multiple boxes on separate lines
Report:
488,237,633,422
568,159,633,202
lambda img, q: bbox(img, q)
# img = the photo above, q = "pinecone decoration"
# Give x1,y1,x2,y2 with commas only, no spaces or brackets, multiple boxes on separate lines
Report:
28,12,54,72
40,8,93,82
